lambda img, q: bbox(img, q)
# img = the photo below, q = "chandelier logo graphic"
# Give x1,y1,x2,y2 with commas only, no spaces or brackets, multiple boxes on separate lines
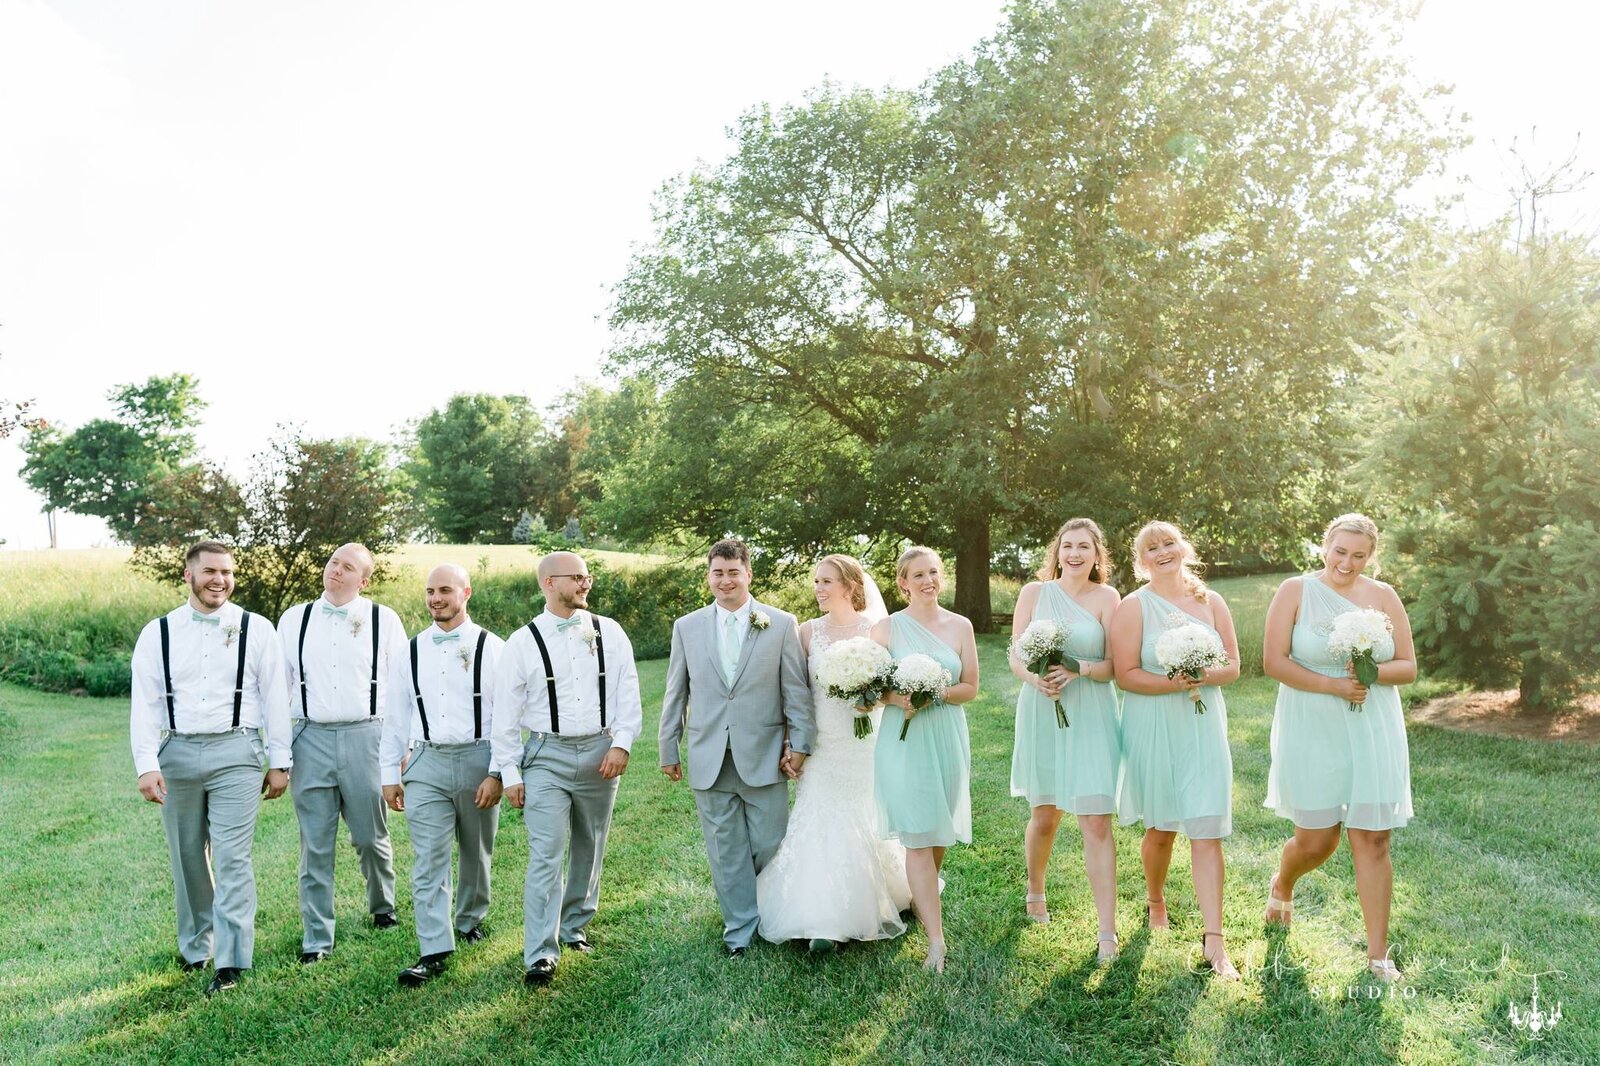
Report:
1508,976,1562,1040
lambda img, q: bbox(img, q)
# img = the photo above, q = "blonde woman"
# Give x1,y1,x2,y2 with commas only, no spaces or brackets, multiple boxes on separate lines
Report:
1009,519,1122,962
757,555,910,951
1262,514,1416,982
871,547,979,973
1111,522,1241,980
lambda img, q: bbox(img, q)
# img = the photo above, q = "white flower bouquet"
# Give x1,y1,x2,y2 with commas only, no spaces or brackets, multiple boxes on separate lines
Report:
815,636,894,739
1015,619,1072,728
1154,620,1228,715
891,653,952,741
1326,607,1393,712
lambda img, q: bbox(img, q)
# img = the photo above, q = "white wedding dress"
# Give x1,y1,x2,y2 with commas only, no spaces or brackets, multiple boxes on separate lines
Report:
757,617,911,943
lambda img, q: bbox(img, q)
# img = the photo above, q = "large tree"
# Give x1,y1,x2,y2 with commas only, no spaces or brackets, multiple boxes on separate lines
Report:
610,0,1452,626
407,393,554,542
20,374,206,541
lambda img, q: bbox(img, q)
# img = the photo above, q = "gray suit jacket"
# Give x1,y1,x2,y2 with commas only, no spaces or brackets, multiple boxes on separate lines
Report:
658,600,813,790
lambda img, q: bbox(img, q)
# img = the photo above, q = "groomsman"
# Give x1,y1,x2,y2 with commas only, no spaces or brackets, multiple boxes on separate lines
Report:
278,542,407,962
130,540,291,995
380,564,505,986
494,551,642,986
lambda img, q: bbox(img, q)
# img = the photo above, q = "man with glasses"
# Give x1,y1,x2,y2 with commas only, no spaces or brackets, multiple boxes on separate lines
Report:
493,551,642,986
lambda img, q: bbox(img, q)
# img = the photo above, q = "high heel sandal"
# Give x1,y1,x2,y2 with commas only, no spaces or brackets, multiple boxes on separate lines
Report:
923,940,946,973
1096,932,1119,965
1024,892,1050,924
1264,875,1293,927
1200,931,1240,981
1144,898,1169,931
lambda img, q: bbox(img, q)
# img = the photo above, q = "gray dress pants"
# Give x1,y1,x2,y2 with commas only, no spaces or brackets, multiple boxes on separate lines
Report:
290,719,397,952
401,739,498,956
158,730,264,969
692,747,789,950
521,731,620,966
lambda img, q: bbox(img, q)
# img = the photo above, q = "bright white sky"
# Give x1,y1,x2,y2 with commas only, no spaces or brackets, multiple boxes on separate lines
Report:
3,0,1596,549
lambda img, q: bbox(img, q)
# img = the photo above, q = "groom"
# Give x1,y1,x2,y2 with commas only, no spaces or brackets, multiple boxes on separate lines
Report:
660,538,812,956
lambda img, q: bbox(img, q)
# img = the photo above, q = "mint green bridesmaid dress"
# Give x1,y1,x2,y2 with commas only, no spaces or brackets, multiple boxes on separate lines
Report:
875,613,972,848
1264,576,1413,830
1009,582,1122,814
1115,588,1233,839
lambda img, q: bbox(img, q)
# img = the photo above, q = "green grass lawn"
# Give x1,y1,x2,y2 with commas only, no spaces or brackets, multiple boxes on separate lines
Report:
1,635,1593,1065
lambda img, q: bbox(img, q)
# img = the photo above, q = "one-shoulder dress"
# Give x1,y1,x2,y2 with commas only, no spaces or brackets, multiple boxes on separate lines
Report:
1264,576,1413,830
875,612,972,848
1115,588,1233,839
1010,582,1121,814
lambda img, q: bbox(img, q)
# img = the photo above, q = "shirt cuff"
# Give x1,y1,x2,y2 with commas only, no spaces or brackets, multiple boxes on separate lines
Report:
135,755,161,777
381,767,401,786
609,730,636,753
501,764,524,788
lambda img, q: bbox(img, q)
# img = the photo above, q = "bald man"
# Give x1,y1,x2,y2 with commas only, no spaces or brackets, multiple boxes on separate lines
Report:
278,543,407,962
380,564,505,986
494,551,642,985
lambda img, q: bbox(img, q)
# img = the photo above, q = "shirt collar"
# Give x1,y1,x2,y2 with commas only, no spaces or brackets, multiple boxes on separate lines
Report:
715,599,752,625
541,608,586,629
177,602,241,625
318,594,368,615
428,617,476,640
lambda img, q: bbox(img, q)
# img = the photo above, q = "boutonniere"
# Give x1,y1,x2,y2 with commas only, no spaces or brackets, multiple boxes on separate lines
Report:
349,616,364,638
576,622,599,655
750,610,771,632
222,624,241,648
457,646,473,672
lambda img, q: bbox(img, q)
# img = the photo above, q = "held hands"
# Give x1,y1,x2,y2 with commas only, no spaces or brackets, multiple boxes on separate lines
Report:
474,776,503,810
383,783,405,812
1329,666,1369,705
598,747,630,780
505,783,526,809
781,749,808,780
138,771,167,805
262,768,289,800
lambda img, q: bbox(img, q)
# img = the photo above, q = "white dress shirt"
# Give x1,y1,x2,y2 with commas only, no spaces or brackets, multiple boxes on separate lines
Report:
379,619,505,785
130,602,293,776
492,609,643,787
278,595,407,722
715,598,753,648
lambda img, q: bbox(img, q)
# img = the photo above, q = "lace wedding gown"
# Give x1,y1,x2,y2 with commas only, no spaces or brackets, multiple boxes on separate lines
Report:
756,618,911,943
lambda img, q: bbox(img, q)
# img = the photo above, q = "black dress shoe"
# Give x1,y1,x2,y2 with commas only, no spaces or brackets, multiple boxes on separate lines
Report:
523,958,556,985
457,925,488,945
725,945,747,959
300,951,331,965
180,958,209,973
560,936,592,954
205,967,240,995
372,912,400,930
397,953,451,987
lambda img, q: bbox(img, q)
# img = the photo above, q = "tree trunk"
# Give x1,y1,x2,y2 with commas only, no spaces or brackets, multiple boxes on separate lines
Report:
1519,658,1546,711
953,510,993,633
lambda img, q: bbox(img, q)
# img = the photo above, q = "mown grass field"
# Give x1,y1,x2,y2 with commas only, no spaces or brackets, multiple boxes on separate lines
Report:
1,626,1593,1064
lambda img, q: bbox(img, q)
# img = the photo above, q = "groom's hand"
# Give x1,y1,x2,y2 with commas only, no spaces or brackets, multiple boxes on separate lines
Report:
661,763,683,782
783,751,808,778
598,747,630,779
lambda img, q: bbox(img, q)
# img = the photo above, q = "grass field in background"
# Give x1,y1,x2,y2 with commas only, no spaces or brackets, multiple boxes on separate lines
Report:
1,635,1593,1065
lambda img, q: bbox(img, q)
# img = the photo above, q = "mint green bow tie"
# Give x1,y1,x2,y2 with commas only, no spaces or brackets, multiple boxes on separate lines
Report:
192,611,221,626
321,603,349,618
432,630,461,644
555,615,583,631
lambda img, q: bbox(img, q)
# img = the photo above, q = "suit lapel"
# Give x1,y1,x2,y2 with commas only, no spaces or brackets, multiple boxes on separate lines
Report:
728,601,765,691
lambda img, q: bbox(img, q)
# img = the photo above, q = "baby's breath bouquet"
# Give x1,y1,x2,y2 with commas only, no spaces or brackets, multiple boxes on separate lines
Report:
891,653,952,741
1154,620,1228,715
1326,608,1393,712
1015,619,1072,728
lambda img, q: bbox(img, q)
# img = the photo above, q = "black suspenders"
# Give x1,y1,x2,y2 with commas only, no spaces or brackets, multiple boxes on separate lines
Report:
525,615,607,734
298,602,381,719
158,611,251,730
409,630,490,741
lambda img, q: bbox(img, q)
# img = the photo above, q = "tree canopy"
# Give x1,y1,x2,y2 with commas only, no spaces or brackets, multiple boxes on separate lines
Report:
610,0,1454,626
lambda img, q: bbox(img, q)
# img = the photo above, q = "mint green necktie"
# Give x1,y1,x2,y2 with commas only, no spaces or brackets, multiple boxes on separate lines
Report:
721,613,740,685
432,630,460,645
192,611,221,626
321,603,349,618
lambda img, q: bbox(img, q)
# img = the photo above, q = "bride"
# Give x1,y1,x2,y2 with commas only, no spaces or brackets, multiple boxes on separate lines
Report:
756,554,911,950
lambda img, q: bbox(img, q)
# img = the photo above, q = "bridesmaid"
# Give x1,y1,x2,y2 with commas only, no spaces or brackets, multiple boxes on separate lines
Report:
1262,513,1416,982
1111,521,1242,980
872,546,979,973
1008,518,1122,962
